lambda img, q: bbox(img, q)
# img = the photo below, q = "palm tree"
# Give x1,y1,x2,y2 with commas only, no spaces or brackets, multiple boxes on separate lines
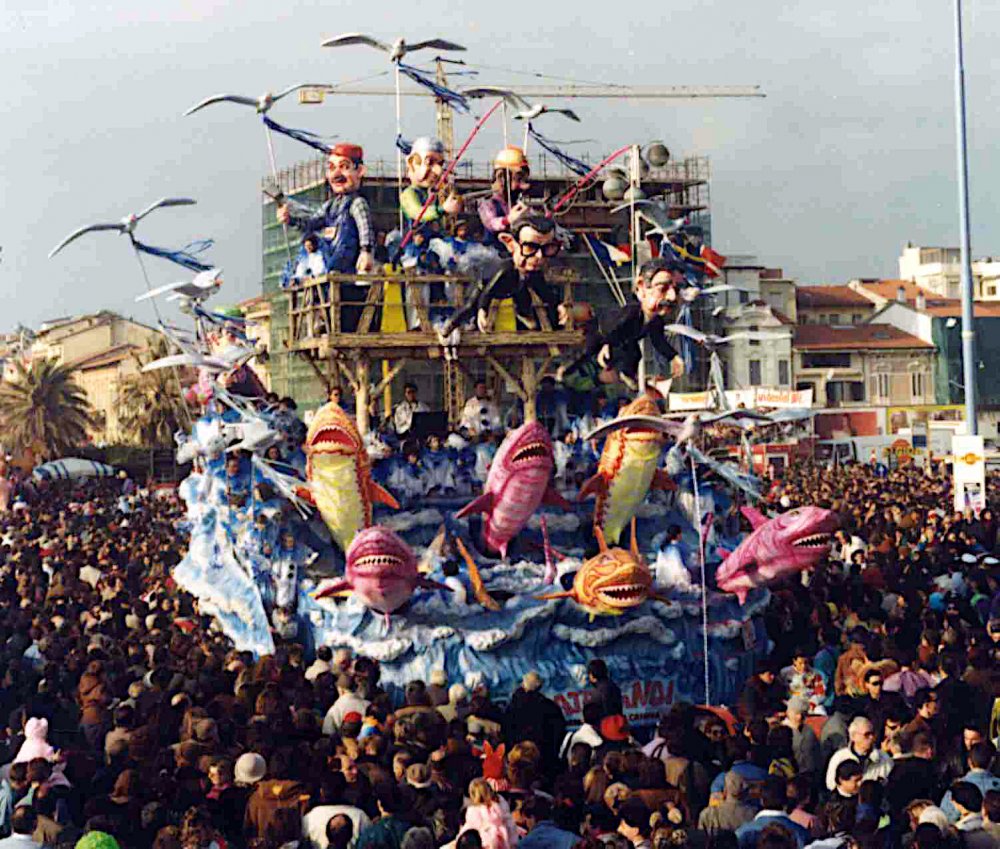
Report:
0,358,97,458
117,339,193,447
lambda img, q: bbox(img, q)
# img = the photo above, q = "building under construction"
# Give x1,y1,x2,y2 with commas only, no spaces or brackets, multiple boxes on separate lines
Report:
259,150,712,426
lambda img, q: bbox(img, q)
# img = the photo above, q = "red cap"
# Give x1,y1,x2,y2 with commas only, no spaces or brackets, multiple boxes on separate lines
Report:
330,143,364,164
600,714,630,742
342,711,363,724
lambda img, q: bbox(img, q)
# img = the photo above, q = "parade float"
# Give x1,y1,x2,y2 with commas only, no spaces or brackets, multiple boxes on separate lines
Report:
45,32,832,721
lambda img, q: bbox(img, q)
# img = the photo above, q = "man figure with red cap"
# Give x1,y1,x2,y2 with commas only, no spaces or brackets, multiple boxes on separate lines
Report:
277,143,375,332
478,146,531,247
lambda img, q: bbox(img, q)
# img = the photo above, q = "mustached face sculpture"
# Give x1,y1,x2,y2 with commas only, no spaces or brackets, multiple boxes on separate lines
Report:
635,269,679,319
327,151,365,196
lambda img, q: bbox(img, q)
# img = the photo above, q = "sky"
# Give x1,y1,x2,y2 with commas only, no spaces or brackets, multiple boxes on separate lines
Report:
3,0,999,331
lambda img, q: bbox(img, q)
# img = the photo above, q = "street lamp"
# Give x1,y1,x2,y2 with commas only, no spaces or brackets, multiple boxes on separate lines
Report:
954,0,978,434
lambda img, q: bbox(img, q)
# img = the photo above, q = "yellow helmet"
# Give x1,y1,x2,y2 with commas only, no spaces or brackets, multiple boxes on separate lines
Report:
494,146,528,172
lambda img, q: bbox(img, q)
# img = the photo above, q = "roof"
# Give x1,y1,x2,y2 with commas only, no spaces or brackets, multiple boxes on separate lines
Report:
851,279,955,309
923,301,1000,318
793,324,933,351
796,285,873,309
68,343,138,370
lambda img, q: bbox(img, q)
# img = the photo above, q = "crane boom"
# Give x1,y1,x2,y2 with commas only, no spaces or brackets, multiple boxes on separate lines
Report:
303,84,765,101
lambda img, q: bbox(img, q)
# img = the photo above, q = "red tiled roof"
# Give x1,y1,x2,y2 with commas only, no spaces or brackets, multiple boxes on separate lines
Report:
69,343,138,370
796,285,873,309
853,279,956,309
923,302,1000,318
793,324,933,351
772,309,795,325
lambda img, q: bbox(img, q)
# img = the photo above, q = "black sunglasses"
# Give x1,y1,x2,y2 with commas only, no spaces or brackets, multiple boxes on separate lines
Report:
518,240,561,258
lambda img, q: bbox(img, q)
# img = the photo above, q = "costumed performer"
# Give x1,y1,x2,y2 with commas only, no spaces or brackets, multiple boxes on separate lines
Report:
276,143,374,332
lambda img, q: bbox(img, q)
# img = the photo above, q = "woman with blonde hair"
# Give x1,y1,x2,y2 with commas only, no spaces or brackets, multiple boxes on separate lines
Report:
457,778,519,849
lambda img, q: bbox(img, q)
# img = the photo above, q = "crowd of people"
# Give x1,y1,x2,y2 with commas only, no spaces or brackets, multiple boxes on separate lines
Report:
0,451,996,849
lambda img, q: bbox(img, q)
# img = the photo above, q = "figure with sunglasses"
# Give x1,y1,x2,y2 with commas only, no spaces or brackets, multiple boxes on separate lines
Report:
559,258,686,391
440,215,566,337
478,146,532,248
276,143,374,332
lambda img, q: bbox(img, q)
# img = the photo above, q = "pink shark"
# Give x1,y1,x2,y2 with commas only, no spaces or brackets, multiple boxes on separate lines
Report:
314,526,448,615
455,420,570,559
715,506,839,604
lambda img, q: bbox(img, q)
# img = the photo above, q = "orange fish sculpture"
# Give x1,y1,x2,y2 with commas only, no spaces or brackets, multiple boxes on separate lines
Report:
537,521,669,618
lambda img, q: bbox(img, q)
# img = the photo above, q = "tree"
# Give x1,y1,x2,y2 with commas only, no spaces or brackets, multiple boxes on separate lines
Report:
117,339,193,447
0,358,97,459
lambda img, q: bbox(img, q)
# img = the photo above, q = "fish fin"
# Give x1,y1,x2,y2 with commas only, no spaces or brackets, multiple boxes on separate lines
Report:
716,546,731,560
542,486,572,510
594,525,609,553
651,593,672,604
313,580,351,599
536,591,573,601
630,517,640,559
416,577,452,592
456,537,501,611
651,469,677,491
577,473,607,501
454,491,493,519
734,587,749,605
370,482,400,510
295,486,316,506
740,506,768,530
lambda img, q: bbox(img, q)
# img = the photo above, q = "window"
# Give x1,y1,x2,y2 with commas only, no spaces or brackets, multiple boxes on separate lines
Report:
829,313,842,325
852,314,862,323
796,381,815,394
748,324,759,346
801,352,851,369
911,370,926,400
749,360,762,386
778,359,790,386
871,372,891,402
826,380,865,405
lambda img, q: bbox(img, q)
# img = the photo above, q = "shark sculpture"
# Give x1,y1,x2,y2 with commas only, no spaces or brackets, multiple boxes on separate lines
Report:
304,402,398,552
314,525,448,616
455,420,570,559
715,506,839,604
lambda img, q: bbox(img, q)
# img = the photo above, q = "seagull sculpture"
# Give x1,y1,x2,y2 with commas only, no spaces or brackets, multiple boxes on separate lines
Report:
610,199,688,238
48,198,196,258
663,324,788,352
461,86,527,109
184,83,327,116
320,33,466,61
135,268,223,304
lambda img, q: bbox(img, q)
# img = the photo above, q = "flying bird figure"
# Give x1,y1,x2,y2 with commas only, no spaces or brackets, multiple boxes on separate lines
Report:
512,103,581,122
320,33,466,62
461,86,528,110
585,409,772,447
663,324,787,352
135,268,223,304
610,199,688,238
184,83,328,116
48,198,196,258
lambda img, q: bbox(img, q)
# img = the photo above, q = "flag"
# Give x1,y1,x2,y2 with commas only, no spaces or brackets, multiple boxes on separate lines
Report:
700,245,727,276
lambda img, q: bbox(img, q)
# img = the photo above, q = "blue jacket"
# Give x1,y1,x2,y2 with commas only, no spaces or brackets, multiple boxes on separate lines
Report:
519,821,580,849
736,812,810,849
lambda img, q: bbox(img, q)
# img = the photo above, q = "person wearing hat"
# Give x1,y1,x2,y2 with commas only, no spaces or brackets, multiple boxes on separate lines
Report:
559,258,686,391
478,146,532,248
276,142,375,332
597,715,632,761
698,771,756,834
400,137,462,233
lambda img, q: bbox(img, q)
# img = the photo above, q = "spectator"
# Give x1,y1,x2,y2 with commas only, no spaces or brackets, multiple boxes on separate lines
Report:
735,779,810,849
825,717,894,791
394,384,429,437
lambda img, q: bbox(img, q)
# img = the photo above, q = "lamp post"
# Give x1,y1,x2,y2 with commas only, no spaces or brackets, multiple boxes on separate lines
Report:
954,0,978,434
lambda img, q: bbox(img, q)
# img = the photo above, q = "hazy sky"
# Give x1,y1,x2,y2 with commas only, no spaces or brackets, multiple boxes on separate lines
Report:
3,0,998,330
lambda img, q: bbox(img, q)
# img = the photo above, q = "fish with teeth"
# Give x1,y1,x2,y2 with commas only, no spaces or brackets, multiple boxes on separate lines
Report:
715,506,839,604
536,521,668,618
304,402,399,552
455,420,570,559
579,394,675,545
313,525,449,615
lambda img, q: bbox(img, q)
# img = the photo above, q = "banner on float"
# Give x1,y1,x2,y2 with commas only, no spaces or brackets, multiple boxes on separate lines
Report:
667,387,814,412
952,434,986,513
553,676,682,728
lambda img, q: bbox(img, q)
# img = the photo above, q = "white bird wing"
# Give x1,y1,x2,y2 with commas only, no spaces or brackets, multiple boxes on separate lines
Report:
688,445,761,499
663,324,711,345
273,82,330,103
722,331,787,345
610,199,672,229
698,284,742,296
321,32,391,51
135,197,197,221
48,222,124,258
407,38,467,52
135,280,196,303
143,353,229,373
584,415,682,442
462,87,529,109
184,94,258,116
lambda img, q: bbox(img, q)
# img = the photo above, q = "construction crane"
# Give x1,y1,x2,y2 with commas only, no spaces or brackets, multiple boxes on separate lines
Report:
300,66,765,157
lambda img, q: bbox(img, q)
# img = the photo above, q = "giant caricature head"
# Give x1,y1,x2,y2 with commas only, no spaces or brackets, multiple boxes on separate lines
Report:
406,137,446,189
492,146,531,197
327,143,366,195
633,258,683,319
498,215,561,274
